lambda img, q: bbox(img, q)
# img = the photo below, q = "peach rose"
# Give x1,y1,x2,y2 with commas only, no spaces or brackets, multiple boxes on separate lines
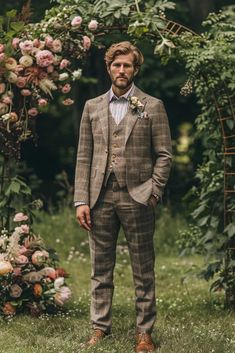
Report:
21,89,31,96
62,98,74,106
2,302,16,315
0,261,13,275
31,250,49,266
10,284,23,298
33,283,43,297
52,39,62,53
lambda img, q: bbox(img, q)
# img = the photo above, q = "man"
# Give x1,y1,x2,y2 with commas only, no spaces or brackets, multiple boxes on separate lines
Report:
74,41,172,352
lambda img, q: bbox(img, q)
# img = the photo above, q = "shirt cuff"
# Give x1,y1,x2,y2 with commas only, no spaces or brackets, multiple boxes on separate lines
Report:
74,201,87,207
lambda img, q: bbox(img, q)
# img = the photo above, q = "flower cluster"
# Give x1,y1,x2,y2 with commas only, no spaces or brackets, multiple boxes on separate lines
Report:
129,96,148,118
0,34,84,140
0,212,71,317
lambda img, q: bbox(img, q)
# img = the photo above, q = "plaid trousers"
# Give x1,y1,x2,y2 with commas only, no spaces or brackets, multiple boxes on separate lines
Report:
89,174,156,334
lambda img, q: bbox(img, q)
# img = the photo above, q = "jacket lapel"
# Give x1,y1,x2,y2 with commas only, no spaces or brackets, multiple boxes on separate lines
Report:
124,87,147,145
97,92,109,146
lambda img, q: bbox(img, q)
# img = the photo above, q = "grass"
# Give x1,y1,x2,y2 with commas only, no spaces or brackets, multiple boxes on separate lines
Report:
0,207,235,353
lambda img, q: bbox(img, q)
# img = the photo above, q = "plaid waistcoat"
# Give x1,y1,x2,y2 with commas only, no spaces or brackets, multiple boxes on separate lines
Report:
103,109,128,187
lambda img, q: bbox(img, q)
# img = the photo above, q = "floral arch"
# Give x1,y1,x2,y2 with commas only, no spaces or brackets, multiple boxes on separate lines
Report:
0,0,235,314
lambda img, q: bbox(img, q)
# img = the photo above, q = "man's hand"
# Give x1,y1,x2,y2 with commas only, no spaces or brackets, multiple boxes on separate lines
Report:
148,195,158,208
76,205,91,231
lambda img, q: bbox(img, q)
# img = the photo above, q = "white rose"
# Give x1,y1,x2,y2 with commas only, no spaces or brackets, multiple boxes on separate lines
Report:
0,104,9,116
54,277,65,290
59,72,69,81
72,69,82,80
19,55,33,67
7,71,18,83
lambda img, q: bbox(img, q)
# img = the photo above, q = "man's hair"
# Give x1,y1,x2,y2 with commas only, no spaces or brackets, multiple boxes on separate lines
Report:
104,41,144,69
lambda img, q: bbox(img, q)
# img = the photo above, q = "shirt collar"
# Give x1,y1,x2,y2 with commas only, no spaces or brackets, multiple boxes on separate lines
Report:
109,83,135,102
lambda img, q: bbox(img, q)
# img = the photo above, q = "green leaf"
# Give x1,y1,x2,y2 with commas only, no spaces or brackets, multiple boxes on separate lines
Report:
6,10,17,18
10,21,25,33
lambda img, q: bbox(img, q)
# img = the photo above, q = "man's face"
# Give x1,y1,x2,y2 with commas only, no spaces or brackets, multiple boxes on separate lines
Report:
107,53,138,90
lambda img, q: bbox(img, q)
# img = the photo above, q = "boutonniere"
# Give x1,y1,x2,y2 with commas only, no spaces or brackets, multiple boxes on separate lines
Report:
129,96,148,119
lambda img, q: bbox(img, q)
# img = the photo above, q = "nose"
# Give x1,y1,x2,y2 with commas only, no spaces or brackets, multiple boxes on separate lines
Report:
119,64,125,73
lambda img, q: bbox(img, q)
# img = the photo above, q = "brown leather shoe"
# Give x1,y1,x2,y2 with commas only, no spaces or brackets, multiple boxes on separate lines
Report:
80,329,107,349
135,332,156,353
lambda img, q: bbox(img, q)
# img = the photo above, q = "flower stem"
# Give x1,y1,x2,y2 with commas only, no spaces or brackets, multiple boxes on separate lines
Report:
135,0,141,13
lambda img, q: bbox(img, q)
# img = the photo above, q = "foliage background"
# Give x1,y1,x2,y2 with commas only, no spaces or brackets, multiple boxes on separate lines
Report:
0,0,233,210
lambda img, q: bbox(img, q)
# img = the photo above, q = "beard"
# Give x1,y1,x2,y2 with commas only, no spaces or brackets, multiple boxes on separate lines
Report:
112,75,134,90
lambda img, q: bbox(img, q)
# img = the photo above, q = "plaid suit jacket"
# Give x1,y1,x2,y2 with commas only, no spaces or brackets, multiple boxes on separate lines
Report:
74,86,172,208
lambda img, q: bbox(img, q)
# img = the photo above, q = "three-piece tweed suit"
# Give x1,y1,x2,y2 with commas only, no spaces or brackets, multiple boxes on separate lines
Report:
74,86,172,334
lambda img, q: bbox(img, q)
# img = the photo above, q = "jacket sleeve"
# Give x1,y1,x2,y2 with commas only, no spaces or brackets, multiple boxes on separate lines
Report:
74,101,93,205
151,100,172,198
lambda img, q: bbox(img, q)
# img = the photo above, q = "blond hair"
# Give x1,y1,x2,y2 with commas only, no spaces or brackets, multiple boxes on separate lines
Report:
104,41,144,69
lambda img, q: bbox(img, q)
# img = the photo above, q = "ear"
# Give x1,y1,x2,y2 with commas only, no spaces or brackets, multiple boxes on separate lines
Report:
107,64,111,75
134,67,139,76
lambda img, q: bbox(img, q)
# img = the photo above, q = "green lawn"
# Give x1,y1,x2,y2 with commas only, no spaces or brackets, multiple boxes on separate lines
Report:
0,208,234,353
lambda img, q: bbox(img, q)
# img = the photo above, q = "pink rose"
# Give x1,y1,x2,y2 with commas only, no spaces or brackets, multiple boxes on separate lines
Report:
19,40,33,54
36,50,54,67
83,36,91,51
45,36,53,48
2,96,12,105
0,83,6,94
0,53,5,62
13,267,21,276
28,108,39,117
88,20,98,31
31,250,49,266
12,38,20,49
47,65,54,73
61,83,71,94
0,44,5,53
15,255,29,265
10,112,18,123
14,224,29,234
71,16,82,27
14,65,24,73
20,224,29,233
52,39,62,53
54,286,72,306
21,89,31,96
16,76,27,88
38,98,48,106
19,245,27,254
13,212,28,222
33,38,40,47
62,98,74,106
59,59,70,70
